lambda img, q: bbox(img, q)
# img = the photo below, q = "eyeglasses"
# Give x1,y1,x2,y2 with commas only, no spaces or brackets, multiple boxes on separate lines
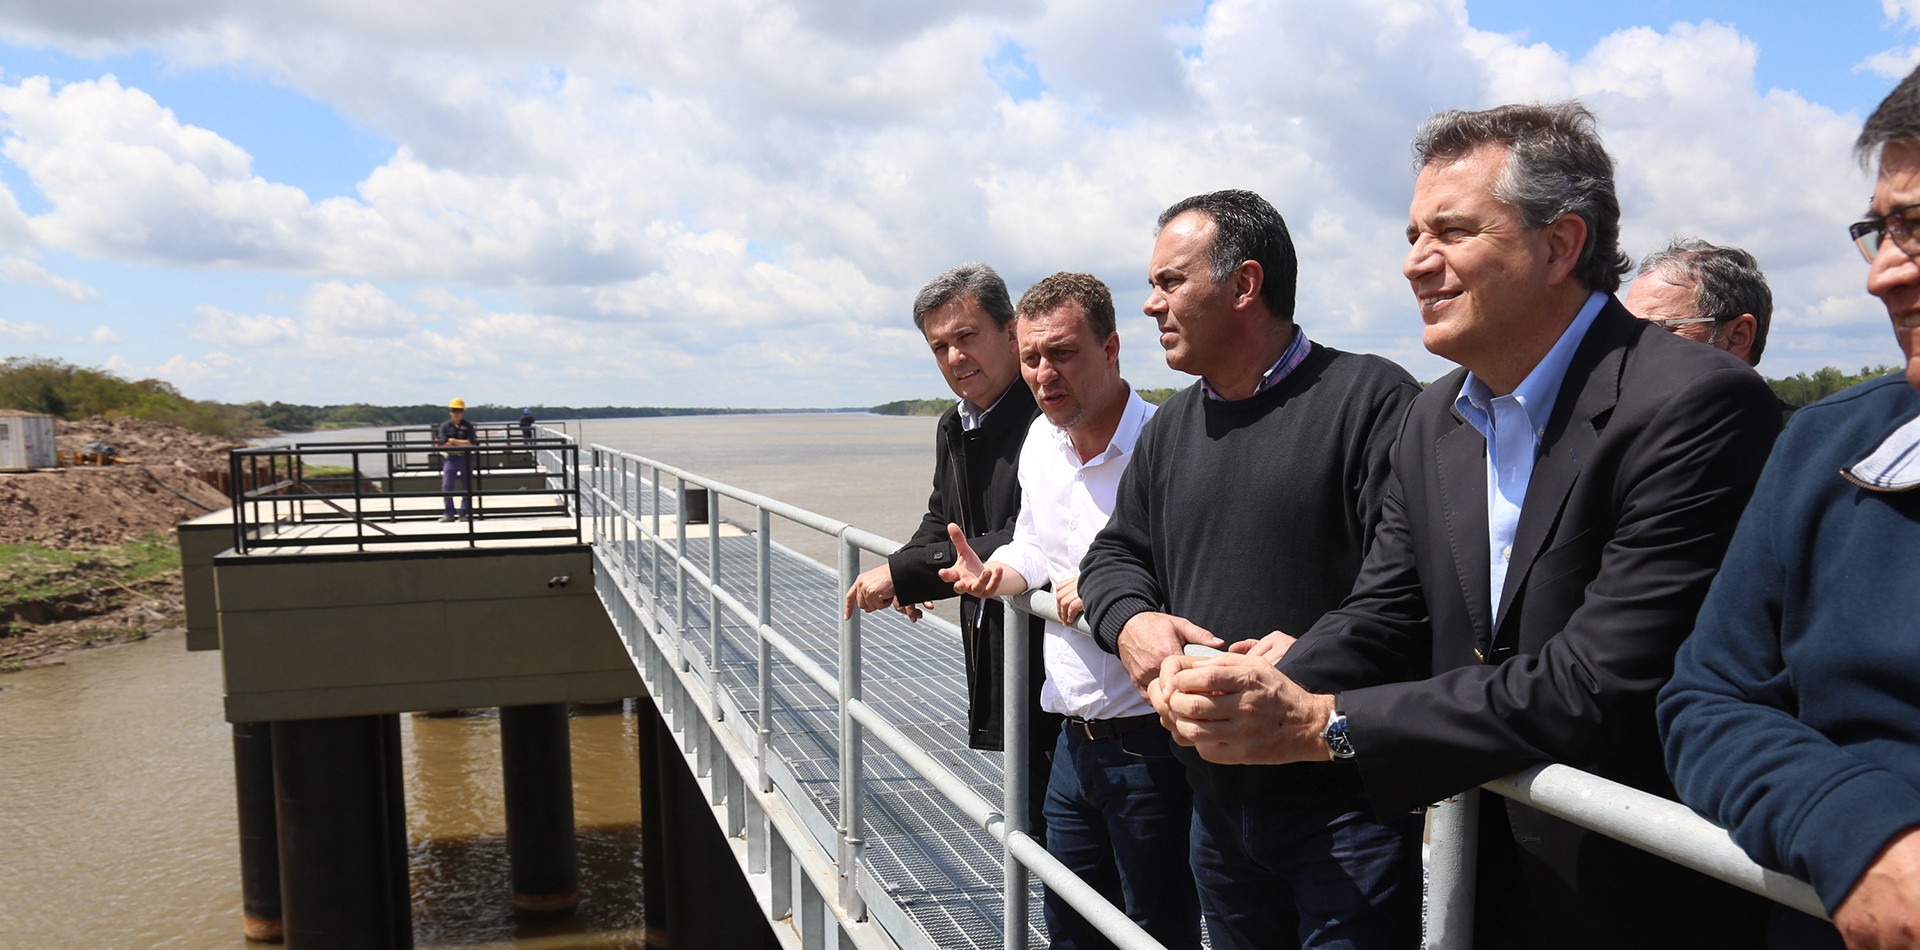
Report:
1650,316,1718,330
1850,202,1920,263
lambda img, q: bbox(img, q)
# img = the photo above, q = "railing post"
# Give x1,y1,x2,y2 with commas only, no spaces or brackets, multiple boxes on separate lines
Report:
650,464,662,628
756,506,774,793
1004,596,1031,950
708,488,723,722
676,478,690,671
1424,789,1480,950
835,537,866,921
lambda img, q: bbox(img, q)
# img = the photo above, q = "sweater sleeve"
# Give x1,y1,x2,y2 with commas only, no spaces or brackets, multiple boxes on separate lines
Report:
1659,423,1920,913
1080,414,1165,654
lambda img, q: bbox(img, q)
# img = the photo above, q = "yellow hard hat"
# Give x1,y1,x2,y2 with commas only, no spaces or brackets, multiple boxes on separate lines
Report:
449,397,466,410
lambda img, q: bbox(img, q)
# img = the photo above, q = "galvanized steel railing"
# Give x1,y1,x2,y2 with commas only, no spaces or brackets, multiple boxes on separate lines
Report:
574,444,1827,950
579,445,1165,950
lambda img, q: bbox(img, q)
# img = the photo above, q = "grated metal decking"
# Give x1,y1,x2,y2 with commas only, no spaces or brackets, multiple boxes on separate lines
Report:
591,463,1049,950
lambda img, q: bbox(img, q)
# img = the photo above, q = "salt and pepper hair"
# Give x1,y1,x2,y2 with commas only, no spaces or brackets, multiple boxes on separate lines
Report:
913,262,1016,333
1638,238,1774,365
1154,189,1299,321
1858,63,1920,169
1414,101,1632,294
1014,272,1117,340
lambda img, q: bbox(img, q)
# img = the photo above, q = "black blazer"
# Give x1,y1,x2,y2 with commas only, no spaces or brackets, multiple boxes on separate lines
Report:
888,383,1047,752
1283,299,1780,949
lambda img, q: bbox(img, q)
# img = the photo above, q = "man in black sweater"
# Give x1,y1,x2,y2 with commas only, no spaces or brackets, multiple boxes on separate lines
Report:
1079,191,1421,949
842,262,1059,836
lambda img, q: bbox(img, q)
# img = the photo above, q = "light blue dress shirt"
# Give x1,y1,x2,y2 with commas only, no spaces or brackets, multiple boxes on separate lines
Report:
1454,290,1607,627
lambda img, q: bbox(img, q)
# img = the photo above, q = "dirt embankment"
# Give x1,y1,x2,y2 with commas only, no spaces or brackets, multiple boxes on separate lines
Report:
0,417,243,671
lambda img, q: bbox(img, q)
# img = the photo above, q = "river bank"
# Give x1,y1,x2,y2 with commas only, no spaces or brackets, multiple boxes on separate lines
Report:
0,416,236,672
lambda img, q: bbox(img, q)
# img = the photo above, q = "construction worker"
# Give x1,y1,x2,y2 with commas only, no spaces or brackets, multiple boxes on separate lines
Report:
436,398,477,522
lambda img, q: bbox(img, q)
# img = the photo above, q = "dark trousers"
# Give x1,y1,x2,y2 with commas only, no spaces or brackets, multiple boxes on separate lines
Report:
441,455,470,517
1041,723,1201,950
1189,793,1420,950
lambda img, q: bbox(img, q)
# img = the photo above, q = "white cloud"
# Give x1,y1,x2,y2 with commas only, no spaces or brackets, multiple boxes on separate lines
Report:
0,0,1901,401
77,325,119,344
0,316,55,343
0,253,97,302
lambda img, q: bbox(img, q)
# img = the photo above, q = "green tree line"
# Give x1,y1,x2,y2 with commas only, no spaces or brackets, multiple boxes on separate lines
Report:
0,358,843,437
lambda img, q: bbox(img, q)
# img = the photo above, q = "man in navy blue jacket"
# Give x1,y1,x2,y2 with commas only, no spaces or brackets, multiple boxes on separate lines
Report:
1660,63,1920,950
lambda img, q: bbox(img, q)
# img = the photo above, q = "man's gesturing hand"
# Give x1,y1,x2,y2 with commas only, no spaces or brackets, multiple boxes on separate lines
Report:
936,523,1028,598
1837,826,1920,950
1147,652,1334,765
1116,612,1226,696
843,563,897,620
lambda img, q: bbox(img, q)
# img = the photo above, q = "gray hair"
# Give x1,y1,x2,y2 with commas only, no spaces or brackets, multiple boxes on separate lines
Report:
912,262,1015,333
1154,189,1297,321
1859,63,1920,169
1637,238,1774,366
1413,101,1631,293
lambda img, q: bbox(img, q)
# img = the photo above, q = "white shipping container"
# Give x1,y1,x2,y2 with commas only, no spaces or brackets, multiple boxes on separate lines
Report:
0,411,55,471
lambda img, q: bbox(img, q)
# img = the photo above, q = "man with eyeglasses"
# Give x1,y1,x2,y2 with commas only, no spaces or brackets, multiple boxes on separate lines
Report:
1624,237,1772,367
1661,63,1920,950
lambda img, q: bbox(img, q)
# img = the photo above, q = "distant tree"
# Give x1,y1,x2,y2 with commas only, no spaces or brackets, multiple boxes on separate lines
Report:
1136,387,1178,406
1767,365,1899,407
872,398,954,416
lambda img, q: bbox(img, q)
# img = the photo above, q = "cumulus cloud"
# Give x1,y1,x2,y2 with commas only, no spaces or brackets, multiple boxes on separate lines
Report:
0,0,1899,402
0,316,55,343
77,325,119,344
0,252,97,302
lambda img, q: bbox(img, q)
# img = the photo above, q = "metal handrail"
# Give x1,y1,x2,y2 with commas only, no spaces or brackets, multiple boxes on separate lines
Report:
580,445,1167,950
578,443,1824,950
227,437,581,554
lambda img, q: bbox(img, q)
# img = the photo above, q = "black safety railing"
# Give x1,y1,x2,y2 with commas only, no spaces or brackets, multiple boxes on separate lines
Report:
383,421,566,475
227,430,581,554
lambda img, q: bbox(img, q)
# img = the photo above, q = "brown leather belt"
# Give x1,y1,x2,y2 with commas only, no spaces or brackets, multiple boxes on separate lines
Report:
1064,713,1160,741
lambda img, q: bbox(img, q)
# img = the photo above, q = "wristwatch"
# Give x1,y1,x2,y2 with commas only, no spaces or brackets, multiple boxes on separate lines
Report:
1323,707,1356,760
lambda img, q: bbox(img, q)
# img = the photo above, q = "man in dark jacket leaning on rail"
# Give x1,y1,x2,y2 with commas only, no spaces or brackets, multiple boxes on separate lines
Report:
1077,189,1423,949
1148,103,1779,950
1660,63,1920,950
842,262,1059,838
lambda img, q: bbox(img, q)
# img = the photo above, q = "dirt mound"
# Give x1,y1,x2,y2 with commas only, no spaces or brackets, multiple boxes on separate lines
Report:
55,416,244,470
0,417,238,548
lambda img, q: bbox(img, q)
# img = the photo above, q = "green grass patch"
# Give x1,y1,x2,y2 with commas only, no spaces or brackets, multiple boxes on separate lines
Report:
0,533,180,606
300,463,356,479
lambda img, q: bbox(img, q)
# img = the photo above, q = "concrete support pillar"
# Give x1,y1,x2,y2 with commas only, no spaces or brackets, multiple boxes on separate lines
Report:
638,698,671,947
271,714,412,950
498,703,581,915
233,721,283,943
648,703,779,949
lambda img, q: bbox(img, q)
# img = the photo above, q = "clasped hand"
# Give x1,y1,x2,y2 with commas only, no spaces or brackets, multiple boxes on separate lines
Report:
1147,650,1336,765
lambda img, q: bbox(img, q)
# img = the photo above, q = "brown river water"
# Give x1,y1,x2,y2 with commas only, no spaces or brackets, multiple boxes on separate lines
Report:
0,411,943,949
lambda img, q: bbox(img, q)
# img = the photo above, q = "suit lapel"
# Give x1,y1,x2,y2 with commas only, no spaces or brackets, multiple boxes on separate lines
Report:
1435,400,1494,646
1493,301,1630,631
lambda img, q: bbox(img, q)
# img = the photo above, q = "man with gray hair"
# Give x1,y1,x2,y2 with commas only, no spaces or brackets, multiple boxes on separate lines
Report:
1625,237,1774,367
842,262,1059,836
1152,102,1778,948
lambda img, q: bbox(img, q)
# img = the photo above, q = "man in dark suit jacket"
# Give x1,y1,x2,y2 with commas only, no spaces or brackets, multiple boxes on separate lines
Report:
1148,103,1780,948
842,262,1058,830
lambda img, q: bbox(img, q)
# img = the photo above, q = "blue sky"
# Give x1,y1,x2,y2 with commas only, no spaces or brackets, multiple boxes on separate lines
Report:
0,1,1916,408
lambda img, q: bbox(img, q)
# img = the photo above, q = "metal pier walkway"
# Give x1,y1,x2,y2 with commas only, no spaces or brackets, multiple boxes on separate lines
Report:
584,453,1049,950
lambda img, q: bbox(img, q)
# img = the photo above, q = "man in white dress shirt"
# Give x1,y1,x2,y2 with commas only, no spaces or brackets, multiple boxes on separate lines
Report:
942,272,1199,950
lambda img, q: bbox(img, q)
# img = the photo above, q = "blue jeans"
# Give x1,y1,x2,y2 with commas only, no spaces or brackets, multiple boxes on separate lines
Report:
1189,793,1420,950
1042,723,1201,950
441,455,470,517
